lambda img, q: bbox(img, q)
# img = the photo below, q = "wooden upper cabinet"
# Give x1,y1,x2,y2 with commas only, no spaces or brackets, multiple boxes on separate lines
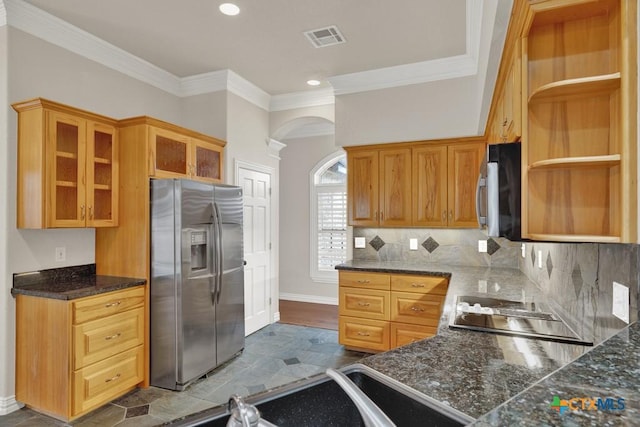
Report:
521,0,637,242
146,119,224,183
347,148,411,227
379,149,412,226
413,142,484,228
13,98,118,229
348,150,379,226
412,145,448,226
447,143,485,227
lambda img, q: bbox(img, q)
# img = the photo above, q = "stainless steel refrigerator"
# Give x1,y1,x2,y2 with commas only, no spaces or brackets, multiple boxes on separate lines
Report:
150,178,245,391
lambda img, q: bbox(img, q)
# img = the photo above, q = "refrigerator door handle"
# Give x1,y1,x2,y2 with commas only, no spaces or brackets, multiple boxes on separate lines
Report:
212,202,223,304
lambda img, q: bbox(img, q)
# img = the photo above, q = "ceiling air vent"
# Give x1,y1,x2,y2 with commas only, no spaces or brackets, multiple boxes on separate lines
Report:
304,26,346,48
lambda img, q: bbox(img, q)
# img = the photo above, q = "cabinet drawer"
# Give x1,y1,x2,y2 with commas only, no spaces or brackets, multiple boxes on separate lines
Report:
391,275,448,295
339,316,389,352
339,271,390,291
390,292,444,326
73,345,143,416
339,288,389,320
73,286,145,324
390,323,437,348
73,307,144,369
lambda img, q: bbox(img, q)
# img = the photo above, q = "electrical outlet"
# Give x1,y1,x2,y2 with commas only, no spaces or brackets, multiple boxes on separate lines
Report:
478,280,487,293
354,237,366,249
521,243,526,258
537,250,542,269
612,281,630,323
478,240,488,253
409,238,418,250
55,247,66,262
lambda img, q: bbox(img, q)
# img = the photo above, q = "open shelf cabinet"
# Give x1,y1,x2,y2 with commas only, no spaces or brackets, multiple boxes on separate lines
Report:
521,0,637,242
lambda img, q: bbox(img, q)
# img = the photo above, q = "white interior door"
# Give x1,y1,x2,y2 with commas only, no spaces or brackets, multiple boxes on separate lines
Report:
239,166,271,335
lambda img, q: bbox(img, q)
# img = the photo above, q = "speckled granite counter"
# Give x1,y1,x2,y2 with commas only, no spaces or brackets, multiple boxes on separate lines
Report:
337,260,638,425
11,263,146,300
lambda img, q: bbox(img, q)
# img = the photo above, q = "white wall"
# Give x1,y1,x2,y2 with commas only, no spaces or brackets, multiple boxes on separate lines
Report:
279,134,343,303
225,93,280,320
334,76,481,146
181,92,228,141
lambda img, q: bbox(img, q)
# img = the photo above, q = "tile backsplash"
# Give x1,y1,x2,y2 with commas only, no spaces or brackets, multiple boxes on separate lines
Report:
352,228,521,268
352,228,639,345
519,242,638,345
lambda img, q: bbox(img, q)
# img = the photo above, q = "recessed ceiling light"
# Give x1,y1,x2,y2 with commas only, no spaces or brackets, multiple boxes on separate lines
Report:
307,79,321,86
219,3,240,16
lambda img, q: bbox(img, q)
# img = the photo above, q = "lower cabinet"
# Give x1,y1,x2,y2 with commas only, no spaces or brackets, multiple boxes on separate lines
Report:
338,271,448,352
15,286,145,421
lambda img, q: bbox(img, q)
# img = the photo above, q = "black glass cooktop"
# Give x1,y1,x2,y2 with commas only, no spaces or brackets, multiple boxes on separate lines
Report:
449,295,593,346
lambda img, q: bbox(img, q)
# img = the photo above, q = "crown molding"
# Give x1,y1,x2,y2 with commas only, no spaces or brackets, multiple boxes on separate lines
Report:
4,0,488,109
227,70,271,111
270,88,335,112
266,138,287,159
4,0,181,95
0,1,6,27
180,69,228,97
328,54,477,95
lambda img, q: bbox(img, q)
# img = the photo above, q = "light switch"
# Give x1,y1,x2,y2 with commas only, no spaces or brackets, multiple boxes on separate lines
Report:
537,250,542,269
478,240,487,253
409,238,418,250
612,281,630,323
354,237,366,249
521,243,526,258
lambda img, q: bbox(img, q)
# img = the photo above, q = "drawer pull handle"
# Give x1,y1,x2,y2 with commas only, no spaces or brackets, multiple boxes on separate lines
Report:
356,280,371,284
105,301,121,308
357,302,371,307
410,306,425,312
105,333,121,341
356,332,370,337
410,283,425,288
105,374,121,383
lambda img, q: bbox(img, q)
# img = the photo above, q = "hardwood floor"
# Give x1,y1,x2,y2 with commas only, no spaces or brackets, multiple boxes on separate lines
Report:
278,300,338,330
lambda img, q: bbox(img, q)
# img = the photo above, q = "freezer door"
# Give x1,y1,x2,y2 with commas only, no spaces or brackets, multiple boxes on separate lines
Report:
213,185,245,362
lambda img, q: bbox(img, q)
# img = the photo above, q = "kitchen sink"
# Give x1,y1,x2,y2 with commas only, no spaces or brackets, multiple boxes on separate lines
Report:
169,364,474,426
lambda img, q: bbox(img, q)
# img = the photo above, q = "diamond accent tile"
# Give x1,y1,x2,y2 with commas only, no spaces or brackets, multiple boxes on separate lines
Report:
284,357,300,366
572,262,584,297
486,238,501,256
126,405,149,418
421,237,439,253
531,246,536,267
546,252,553,278
369,236,385,251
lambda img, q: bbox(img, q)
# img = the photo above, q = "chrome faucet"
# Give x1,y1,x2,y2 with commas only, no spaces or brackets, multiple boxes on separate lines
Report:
226,394,278,427
326,368,396,427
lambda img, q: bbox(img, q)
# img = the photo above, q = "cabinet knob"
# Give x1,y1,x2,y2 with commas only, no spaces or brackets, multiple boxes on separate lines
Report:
410,306,425,312
89,206,94,220
410,283,425,288
356,280,371,284
104,301,121,308
357,302,371,307
442,210,447,222
80,205,85,220
380,211,384,221
449,210,453,221
356,331,371,337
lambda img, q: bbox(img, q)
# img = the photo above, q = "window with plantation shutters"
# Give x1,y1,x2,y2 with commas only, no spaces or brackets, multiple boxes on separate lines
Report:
310,152,347,283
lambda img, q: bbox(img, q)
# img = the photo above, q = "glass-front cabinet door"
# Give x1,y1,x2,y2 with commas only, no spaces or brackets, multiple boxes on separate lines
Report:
149,127,190,178
47,111,87,227
87,122,118,227
191,138,223,183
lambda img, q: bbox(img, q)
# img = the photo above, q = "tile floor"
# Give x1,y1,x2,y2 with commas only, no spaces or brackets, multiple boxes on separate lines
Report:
0,323,365,427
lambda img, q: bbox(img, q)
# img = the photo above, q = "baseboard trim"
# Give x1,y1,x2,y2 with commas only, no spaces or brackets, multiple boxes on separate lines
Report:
273,311,281,322
279,293,338,306
0,395,23,415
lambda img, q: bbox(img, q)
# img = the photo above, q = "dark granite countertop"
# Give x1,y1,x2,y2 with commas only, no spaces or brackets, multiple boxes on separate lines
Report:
11,263,146,300
337,260,638,425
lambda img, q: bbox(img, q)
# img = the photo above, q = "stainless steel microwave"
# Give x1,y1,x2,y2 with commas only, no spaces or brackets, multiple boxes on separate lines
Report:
476,142,522,241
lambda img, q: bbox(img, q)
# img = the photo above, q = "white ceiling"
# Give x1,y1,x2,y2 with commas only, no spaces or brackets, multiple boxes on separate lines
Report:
18,0,475,96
